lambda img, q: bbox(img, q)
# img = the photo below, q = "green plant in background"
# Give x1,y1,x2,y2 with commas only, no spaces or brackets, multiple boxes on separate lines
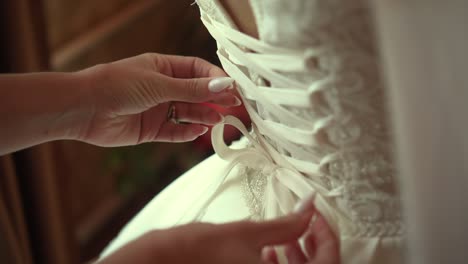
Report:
106,143,157,197
105,142,209,198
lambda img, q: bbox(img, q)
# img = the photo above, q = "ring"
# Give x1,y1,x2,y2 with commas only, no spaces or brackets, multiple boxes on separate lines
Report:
167,103,179,124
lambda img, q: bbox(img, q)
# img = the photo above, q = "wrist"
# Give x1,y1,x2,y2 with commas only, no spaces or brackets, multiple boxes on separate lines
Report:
46,70,96,141
0,72,97,154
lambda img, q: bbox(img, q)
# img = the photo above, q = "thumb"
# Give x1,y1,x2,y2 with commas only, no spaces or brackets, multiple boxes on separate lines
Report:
231,211,314,250
253,212,314,248
161,76,234,103
244,195,318,248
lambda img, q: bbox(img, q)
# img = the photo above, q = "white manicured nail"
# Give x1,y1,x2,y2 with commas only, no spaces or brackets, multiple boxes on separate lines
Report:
294,193,316,213
199,126,209,136
233,97,242,106
218,114,225,123
208,77,234,93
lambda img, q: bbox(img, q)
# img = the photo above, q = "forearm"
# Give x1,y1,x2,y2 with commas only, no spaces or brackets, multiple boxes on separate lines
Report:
0,72,92,155
96,231,173,264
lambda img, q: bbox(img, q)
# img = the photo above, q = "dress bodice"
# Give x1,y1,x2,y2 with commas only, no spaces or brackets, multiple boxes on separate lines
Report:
196,0,402,247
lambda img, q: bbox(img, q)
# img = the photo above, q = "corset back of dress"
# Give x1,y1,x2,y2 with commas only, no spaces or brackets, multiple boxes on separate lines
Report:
196,0,402,240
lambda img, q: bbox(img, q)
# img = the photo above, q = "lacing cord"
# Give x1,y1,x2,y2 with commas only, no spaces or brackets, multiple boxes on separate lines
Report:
175,14,351,234
218,117,344,232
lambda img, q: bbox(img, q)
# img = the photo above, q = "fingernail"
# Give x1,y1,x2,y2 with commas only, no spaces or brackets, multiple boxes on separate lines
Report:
261,246,277,260
208,77,234,93
233,97,242,106
294,193,316,214
218,114,225,123
199,126,209,135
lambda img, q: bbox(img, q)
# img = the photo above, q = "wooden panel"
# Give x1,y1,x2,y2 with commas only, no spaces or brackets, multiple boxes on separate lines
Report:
44,0,138,51
50,0,218,71
55,143,115,224
40,1,219,261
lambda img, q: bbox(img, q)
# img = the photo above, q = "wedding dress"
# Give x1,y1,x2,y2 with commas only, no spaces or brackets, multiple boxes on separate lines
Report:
101,1,403,263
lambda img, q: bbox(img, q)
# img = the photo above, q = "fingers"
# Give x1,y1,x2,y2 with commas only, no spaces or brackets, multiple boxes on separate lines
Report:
173,102,223,125
305,214,340,264
160,75,236,103
155,122,208,142
152,54,227,78
242,211,315,249
261,247,279,264
209,93,243,107
235,195,317,249
284,241,308,264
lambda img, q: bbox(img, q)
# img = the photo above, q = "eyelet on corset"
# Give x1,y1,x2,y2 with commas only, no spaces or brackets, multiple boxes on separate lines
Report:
307,84,323,108
305,54,319,70
304,48,331,77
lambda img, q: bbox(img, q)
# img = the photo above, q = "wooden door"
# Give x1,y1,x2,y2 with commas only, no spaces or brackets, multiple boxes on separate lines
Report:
41,0,218,261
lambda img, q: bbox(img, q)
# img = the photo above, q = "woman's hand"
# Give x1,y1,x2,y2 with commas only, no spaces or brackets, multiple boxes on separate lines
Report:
261,196,340,264
262,212,340,264
98,197,340,264
0,53,240,154
74,53,240,146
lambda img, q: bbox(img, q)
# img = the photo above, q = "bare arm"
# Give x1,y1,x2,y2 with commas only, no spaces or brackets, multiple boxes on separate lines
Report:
0,72,90,154
0,53,239,155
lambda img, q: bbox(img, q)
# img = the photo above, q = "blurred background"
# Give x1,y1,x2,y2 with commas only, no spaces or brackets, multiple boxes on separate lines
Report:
0,0,247,263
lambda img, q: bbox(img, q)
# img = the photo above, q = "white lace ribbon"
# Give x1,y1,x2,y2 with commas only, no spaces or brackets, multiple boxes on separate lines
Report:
174,13,347,233
176,13,343,232
210,116,343,232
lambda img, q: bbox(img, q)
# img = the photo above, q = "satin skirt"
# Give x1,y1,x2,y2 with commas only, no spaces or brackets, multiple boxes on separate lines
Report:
100,138,402,264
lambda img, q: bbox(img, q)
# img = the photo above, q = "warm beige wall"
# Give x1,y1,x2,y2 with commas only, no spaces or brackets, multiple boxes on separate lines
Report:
373,1,468,263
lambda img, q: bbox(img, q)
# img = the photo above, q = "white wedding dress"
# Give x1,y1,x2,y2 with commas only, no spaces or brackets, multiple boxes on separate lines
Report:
101,1,403,263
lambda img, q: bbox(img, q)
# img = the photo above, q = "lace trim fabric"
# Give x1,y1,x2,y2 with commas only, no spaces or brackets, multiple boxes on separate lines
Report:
194,1,403,239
